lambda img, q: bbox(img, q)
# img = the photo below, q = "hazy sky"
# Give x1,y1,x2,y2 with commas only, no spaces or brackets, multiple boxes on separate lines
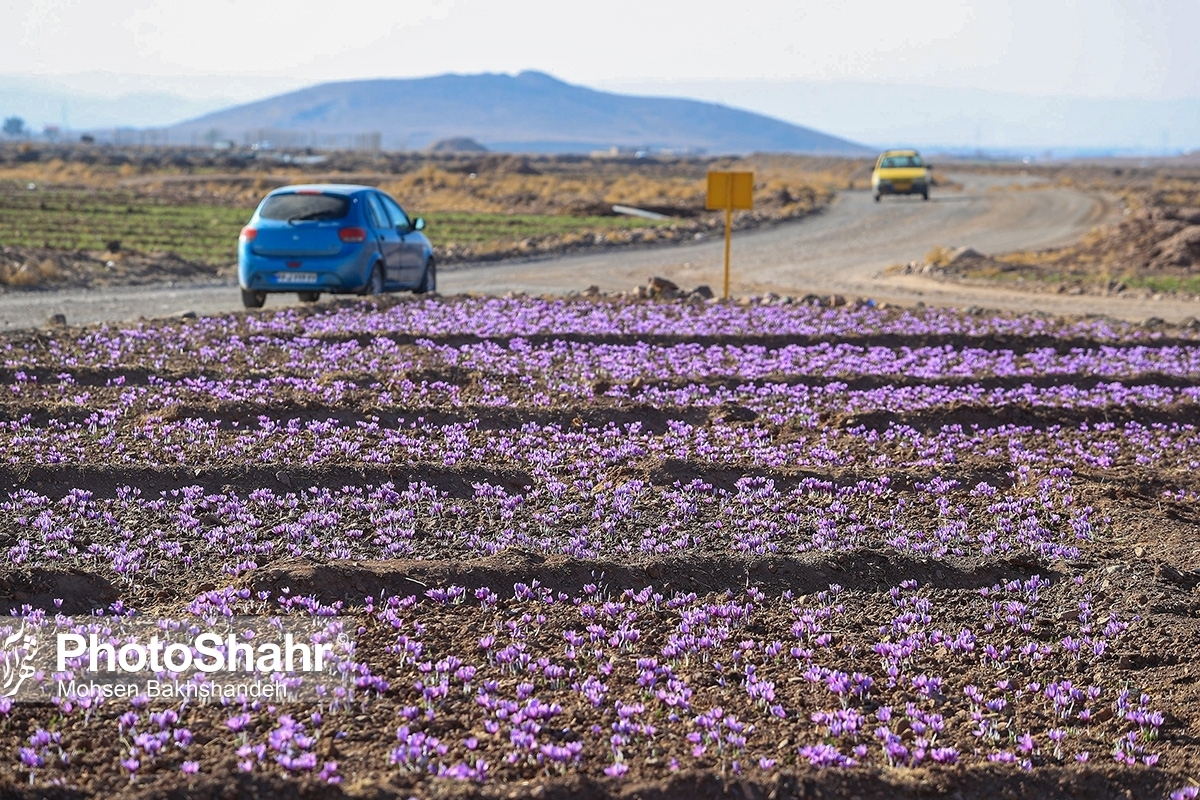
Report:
4,0,1198,100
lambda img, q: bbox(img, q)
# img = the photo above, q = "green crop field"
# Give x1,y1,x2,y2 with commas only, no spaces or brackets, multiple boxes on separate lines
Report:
0,183,665,264
1126,274,1200,296
0,185,248,263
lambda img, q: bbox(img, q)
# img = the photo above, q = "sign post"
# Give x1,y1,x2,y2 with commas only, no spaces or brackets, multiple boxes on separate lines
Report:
705,171,753,299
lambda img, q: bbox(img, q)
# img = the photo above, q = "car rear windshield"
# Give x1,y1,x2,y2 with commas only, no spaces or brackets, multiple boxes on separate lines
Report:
880,155,923,168
259,193,351,221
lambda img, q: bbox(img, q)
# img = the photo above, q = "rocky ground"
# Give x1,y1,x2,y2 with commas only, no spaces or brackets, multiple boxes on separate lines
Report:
895,168,1200,299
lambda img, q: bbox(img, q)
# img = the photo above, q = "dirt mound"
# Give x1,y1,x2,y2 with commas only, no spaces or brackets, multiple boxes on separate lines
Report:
920,177,1200,297
241,551,1051,606
1088,206,1200,272
1154,221,1200,268
0,568,118,614
427,138,489,154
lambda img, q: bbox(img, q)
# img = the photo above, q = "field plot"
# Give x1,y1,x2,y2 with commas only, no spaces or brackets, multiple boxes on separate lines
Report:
0,185,247,263
0,182,670,287
0,183,675,265
1,296,1199,799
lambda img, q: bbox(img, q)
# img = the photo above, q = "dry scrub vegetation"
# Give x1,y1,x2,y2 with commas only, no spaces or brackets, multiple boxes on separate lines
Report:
0,255,59,287
909,162,1200,298
369,153,859,218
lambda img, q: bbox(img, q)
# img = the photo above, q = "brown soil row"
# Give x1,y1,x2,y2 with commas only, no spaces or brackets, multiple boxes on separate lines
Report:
0,758,1180,800
0,551,1056,615
4,396,1200,448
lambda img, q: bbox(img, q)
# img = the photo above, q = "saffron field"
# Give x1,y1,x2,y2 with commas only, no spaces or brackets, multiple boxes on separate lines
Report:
0,295,1198,799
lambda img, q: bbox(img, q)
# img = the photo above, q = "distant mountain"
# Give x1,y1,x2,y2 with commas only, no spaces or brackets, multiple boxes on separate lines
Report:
0,73,304,133
166,71,870,155
600,78,1200,156
0,80,235,132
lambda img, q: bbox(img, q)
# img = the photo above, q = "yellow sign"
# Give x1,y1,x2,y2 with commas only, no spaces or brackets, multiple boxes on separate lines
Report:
706,171,754,210
706,171,753,299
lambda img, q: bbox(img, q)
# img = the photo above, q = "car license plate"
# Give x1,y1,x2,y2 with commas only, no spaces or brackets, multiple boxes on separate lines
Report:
275,272,317,284
894,182,911,191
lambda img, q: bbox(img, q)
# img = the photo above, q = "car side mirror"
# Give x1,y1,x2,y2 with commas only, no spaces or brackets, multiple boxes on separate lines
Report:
413,217,425,231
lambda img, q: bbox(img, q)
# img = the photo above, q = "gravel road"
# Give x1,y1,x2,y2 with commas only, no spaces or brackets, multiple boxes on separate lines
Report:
2,173,1197,329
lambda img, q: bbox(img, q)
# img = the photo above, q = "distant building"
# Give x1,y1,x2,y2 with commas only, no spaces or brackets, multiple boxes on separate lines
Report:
589,145,706,158
427,137,488,153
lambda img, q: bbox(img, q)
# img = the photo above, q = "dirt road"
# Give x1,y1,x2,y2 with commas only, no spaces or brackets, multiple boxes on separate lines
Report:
447,173,1115,297
2,174,1197,329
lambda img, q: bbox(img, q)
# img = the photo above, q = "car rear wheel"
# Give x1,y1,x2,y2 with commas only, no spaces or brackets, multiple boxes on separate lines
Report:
873,193,881,203
298,291,320,303
414,259,436,294
241,289,266,309
922,189,930,201
361,264,384,296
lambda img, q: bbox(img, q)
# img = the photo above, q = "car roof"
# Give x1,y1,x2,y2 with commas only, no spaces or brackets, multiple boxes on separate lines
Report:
879,149,920,156
267,184,378,195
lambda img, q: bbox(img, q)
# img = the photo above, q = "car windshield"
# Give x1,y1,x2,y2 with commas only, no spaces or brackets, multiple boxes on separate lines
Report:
880,155,923,169
259,193,350,221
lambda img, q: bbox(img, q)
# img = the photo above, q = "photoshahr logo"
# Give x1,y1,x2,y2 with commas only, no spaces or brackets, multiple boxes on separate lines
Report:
56,630,334,675
1,621,39,698
1,616,358,704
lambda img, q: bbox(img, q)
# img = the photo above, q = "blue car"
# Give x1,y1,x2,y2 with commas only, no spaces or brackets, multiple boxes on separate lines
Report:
238,184,435,308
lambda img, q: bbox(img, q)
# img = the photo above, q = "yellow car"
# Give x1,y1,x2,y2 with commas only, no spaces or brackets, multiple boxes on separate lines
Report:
871,149,931,202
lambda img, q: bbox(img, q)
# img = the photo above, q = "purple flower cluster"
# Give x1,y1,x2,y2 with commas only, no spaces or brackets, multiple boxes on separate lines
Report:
0,564,1178,785
1,295,1195,790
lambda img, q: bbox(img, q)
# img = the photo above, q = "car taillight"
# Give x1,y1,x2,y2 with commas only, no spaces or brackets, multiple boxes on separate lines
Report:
240,226,257,243
338,227,367,243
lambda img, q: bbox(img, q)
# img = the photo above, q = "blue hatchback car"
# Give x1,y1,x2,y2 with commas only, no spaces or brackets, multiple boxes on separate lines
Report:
238,184,435,308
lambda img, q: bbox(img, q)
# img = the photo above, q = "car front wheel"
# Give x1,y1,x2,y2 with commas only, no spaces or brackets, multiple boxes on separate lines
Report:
361,264,384,296
298,291,320,303
241,289,266,309
415,259,436,294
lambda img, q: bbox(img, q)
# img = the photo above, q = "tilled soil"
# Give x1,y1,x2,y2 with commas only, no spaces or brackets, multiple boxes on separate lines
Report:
0,295,1198,799
0,244,231,290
